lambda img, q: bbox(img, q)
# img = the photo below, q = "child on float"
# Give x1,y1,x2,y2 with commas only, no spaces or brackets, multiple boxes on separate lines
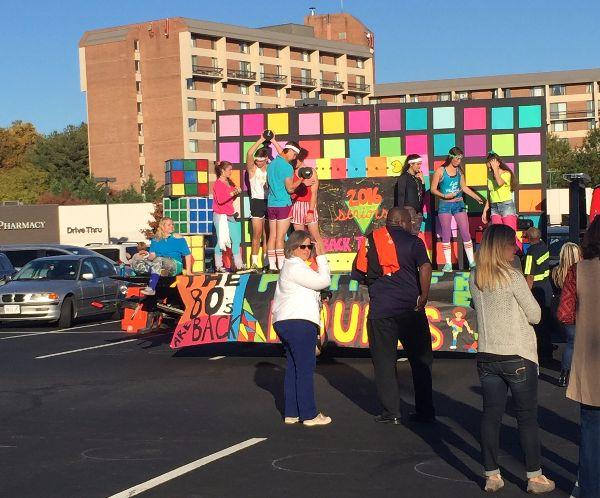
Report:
431,146,484,271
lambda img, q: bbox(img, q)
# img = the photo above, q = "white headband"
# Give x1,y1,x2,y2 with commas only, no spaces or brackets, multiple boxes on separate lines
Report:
285,145,300,154
408,158,422,164
255,157,267,162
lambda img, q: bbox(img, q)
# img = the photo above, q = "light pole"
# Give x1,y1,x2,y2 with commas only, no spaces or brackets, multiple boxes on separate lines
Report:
93,177,116,243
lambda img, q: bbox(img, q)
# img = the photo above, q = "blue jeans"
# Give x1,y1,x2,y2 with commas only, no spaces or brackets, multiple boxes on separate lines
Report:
490,199,517,217
580,404,600,497
274,320,319,420
561,324,576,371
438,198,466,215
477,358,542,478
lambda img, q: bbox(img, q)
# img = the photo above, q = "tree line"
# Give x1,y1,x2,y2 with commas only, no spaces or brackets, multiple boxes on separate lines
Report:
0,121,163,204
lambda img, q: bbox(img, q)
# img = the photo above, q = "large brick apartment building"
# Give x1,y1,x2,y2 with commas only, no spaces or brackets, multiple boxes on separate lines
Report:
79,13,375,188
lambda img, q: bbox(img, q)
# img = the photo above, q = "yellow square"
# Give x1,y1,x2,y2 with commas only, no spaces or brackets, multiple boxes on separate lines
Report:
386,155,407,176
172,184,185,196
267,113,289,135
192,248,204,259
197,171,208,184
323,112,345,134
465,163,487,187
326,253,355,272
315,158,332,180
192,260,204,273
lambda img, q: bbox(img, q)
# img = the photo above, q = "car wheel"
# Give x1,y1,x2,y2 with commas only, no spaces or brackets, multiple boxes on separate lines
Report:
58,297,73,329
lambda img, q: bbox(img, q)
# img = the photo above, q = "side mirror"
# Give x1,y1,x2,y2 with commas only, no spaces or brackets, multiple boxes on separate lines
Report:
81,273,94,281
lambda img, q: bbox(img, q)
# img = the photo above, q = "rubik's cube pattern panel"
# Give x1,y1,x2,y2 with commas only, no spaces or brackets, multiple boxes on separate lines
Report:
163,197,213,235
163,198,188,234
215,99,546,270
183,235,205,273
164,159,209,197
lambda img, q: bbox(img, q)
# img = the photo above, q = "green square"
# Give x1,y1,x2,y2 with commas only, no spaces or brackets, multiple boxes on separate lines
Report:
243,220,251,243
323,139,346,158
163,199,172,210
184,160,196,171
518,105,542,128
518,161,542,184
179,198,188,209
491,134,515,156
243,142,255,159
171,211,180,222
465,189,488,213
492,107,514,129
176,222,188,234
433,133,456,156
179,210,188,222
433,107,455,129
405,108,428,130
184,184,197,195
379,137,401,156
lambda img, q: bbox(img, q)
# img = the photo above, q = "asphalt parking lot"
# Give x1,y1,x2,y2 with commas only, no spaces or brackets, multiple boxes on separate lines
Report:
0,319,578,498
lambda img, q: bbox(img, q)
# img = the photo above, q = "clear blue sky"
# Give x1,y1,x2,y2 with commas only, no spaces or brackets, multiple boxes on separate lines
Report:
1,0,598,134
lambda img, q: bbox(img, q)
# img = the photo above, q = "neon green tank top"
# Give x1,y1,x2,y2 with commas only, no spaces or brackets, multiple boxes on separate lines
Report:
488,171,513,204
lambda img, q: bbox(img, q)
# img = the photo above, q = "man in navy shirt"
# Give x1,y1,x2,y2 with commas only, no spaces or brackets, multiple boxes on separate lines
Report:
353,207,434,424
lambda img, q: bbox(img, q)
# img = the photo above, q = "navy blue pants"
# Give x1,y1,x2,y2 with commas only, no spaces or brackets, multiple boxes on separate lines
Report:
580,403,600,497
274,319,319,421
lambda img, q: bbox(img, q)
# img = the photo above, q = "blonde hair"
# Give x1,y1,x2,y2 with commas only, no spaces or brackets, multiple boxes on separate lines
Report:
154,217,174,241
474,224,517,291
552,242,582,289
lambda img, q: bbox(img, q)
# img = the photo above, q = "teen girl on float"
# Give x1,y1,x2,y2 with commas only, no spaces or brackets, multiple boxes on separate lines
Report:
212,161,244,272
245,134,283,271
394,154,426,235
431,146,484,271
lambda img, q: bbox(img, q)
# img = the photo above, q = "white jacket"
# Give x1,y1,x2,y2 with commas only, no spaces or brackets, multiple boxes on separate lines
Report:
272,255,331,326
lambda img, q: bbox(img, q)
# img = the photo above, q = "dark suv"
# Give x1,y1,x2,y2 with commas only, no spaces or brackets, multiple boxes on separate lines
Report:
0,253,15,279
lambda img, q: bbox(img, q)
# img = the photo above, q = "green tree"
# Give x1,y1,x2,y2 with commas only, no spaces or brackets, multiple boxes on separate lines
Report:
141,199,163,239
141,175,164,203
0,121,40,170
0,163,49,203
546,130,600,187
546,133,576,188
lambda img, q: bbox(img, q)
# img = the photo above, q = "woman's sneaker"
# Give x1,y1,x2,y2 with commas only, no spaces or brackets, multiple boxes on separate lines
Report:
302,413,332,426
215,267,228,273
442,263,453,272
284,417,299,425
140,287,155,296
527,475,555,494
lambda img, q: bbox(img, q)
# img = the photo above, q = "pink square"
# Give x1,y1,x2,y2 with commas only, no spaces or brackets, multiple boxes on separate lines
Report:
218,142,240,163
218,115,240,137
348,110,371,134
379,109,402,131
464,134,487,157
518,133,541,155
505,162,515,172
299,113,321,135
464,107,487,130
242,114,264,136
405,135,428,155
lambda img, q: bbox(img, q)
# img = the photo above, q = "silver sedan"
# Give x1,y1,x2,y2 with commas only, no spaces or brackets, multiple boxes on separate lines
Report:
0,255,125,328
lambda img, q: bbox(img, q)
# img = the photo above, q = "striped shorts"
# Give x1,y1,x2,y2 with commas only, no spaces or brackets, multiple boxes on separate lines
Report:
291,201,318,225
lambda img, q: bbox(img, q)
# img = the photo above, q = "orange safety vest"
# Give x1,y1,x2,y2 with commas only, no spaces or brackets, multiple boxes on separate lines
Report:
355,226,400,276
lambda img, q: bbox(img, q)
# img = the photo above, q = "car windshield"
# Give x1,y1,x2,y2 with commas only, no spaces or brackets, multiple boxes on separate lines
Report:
13,259,79,281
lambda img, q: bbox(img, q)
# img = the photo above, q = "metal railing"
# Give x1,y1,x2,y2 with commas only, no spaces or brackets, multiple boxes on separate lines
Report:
550,110,595,120
291,76,317,87
260,73,287,84
227,69,257,80
321,79,344,90
192,65,223,77
347,82,370,92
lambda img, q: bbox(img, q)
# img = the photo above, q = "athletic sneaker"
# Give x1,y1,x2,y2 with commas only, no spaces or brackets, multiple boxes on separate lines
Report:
284,417,299,425
442,263,453,272
250,264,263,273
469,262,476,269
215,267,229,273
235,265,254,274
140,286,155,296
302,413,332,426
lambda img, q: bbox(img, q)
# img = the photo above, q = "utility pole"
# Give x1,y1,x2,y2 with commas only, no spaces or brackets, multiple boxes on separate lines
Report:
93,177,116,243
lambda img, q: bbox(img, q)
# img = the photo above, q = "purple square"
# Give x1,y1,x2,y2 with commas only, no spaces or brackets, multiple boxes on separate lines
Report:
379,109,402,131
464,107,487,130
218,142,240,163
242,114,264,136
464,134,487,157
518,132,541,155
218,115,240,137
405,135,428,155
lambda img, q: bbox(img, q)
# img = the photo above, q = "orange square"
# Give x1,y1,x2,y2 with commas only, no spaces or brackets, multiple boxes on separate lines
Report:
366,156,388,177
433,160,445,171
230,170,241,189
435,241,458,265
518,189,542,213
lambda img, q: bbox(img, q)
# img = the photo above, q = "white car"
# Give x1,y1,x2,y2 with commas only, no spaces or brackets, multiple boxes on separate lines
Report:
85,243,141,264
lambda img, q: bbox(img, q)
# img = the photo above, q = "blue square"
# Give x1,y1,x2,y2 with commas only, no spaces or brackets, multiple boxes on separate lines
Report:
405,108,428,130
172,160,184,170
190,211,197,221
208,199,213,209
184,171,197,183
190,224,198,234
492,107,514,130
433,133,456,156
200,223,210,234
349,138,371,160
199,198,206,209
199,211,206,221
347,157,366,178
189,198,197,209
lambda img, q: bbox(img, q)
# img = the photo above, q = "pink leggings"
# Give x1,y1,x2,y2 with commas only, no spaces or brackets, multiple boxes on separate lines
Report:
490,214,522,250
439,212,472,244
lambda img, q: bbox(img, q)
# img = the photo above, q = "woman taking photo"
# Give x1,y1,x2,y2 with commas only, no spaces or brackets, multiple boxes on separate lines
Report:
212,161,244,273
552,242,581,387
557,217,600,498
431,146,483,271
395,154,425,235
470,224,555,494
272,230,331,426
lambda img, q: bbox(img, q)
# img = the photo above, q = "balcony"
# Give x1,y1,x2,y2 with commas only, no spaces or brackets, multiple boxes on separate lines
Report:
260,73,288,85
550,110,595,120
347,82,371,93
227,69,257,81
192,65,223,79
291,76,317,88
320,79,344,91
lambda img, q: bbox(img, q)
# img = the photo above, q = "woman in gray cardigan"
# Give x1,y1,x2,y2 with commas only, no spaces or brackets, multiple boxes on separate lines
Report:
470,225,555,494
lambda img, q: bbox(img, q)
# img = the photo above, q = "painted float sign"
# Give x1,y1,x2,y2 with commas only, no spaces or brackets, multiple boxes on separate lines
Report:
170,272,478,353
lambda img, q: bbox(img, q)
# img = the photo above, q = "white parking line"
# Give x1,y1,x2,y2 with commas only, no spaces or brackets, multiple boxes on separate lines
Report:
35,339,138,359
107,437,266,498
0,320,120,341
209,356,226,361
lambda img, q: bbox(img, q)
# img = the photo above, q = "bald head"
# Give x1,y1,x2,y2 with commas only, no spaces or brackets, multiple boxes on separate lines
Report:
387,207,412,231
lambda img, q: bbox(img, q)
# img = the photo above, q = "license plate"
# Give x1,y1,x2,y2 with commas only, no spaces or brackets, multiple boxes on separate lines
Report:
2,305,20,314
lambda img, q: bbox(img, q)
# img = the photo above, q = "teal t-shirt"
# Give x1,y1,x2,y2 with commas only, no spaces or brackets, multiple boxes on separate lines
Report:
149,235,191,260
267,156,293,207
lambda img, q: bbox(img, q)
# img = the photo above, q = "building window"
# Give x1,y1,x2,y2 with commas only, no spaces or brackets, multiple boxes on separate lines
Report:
210,82,216,92
399,96,406,103
531,86,544,97
211,120,216,133
137,123,143,136
551,121,568,132
134,60,141,73
357,58,364,69
239,41,249,53
137,102,142,114
300,89,309,99
187,97,196,111
456,91,469,100
551,84,566,96
240,61,251,73
586,83,593,93
504,89,512,98
138,144,144,156
301,50,310,62
438,92,451,102
240,102,250,110
356,95,363,105
550,102,567,120
275,104,282,108
588,120,596,130
411,95,419,103
133,39,140,51
258,46,264,56
586,100,594,117
240,84,249,95
370,98,380,105
186,78,194,90
255,85,262,96
210,99,217,111
338,32,347,40
136,81,142,93
188,118,197,132
275,87,280,98
188,140,199,153
255,103,263,109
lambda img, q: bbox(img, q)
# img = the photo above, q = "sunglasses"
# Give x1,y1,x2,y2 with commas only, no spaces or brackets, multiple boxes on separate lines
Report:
299,244,314,250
